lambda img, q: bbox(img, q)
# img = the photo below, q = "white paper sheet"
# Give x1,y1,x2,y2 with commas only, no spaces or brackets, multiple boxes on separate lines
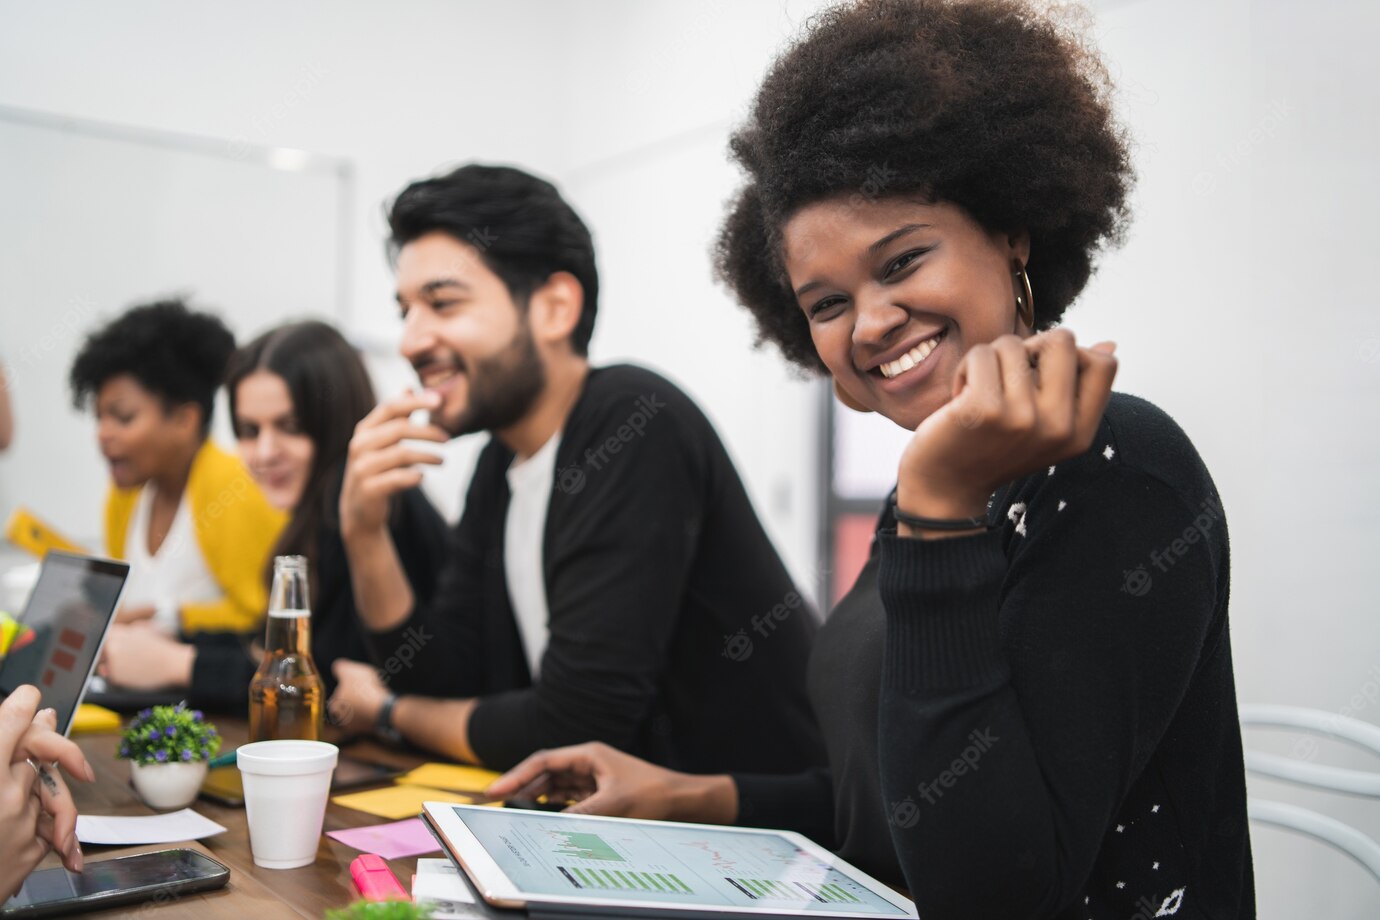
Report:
413,857,482,918
75,808,227,845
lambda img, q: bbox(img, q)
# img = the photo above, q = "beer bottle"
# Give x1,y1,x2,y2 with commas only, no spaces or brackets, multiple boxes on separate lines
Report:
248,555,324,741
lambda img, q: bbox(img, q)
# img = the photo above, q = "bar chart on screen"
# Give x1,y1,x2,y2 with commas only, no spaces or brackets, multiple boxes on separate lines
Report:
456,808,910,914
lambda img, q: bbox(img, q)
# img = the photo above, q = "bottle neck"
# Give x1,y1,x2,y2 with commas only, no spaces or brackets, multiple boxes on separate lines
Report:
263,609,312,656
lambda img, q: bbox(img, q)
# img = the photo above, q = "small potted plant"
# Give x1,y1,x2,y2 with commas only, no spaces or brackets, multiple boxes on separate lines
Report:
325,901,431,919
118,703,221,810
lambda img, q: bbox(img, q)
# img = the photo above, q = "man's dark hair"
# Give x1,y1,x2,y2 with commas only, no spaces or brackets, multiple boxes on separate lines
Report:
69,299,235,435
386,163,600,356
715,0,1134,373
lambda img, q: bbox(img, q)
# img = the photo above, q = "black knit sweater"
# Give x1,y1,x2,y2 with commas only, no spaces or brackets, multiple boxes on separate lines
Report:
878,393,1254,918
735,394,1254,917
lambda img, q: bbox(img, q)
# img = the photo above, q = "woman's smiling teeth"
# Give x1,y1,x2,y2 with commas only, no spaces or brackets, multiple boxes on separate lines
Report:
878,331,945,379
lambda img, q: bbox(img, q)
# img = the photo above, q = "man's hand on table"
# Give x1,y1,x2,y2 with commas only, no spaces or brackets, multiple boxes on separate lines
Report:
327,659,390,734
97,623,195,689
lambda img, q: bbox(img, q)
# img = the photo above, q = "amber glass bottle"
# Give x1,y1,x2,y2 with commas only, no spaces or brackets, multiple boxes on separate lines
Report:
248,555,323,741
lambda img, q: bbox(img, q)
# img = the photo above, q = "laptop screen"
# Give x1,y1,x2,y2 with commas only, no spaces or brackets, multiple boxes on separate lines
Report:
0,552,128,734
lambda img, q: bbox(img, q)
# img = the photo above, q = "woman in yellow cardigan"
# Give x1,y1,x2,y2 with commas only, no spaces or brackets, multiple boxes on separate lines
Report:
68,300,283,651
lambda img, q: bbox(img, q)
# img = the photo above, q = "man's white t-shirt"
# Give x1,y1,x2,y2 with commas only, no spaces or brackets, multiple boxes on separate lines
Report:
503,433,561,678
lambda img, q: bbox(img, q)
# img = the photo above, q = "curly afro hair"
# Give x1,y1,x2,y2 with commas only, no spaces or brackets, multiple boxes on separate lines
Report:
715,0,1134,373
69,299,235,435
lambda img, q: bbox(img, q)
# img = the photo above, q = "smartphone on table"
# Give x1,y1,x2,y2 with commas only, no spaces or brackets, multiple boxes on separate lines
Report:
199,755,403,807
1,849,229,917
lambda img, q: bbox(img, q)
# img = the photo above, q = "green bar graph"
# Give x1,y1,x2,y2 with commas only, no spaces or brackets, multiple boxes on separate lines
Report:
551,832,623,861
799,882,862,904
826,883,861,903
732,879,807,901
559,867,694,895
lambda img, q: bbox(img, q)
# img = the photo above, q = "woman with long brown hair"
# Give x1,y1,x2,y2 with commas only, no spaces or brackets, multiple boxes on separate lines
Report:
100,321,449,709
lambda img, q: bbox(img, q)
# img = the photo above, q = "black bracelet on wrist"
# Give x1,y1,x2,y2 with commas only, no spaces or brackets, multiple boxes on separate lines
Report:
891,499,990,532
375,693,403,744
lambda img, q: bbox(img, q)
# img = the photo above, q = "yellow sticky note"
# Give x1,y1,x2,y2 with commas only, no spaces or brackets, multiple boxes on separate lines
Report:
5,508,89,558
70,704,122,735
398,763,502,794
332,784,500,820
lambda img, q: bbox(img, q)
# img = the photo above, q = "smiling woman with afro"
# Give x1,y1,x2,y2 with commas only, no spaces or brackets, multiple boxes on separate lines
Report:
717,0,1133,373
480,4,1254,919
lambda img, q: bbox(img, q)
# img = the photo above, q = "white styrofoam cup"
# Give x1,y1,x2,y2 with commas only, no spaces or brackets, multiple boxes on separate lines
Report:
236,739,338,869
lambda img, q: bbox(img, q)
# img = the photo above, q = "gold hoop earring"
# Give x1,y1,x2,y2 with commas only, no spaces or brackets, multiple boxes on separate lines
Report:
833,379,873,413
1014,263,1035,329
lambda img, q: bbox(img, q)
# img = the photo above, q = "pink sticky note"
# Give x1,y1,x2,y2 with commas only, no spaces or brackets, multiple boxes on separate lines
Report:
326,817,441,860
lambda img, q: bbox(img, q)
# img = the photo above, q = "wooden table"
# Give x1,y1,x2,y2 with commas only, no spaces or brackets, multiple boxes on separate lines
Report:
42,721,433,919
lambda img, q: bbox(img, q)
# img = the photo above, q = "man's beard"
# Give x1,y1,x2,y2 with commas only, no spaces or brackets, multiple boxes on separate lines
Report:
434,324,547,437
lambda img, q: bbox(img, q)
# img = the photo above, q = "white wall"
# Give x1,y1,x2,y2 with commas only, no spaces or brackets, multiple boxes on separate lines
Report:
1,0,1377,914
554,0,833,591
1084,1,1380,915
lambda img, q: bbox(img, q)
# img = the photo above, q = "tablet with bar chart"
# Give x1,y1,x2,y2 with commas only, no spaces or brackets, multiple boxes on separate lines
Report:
423,803,916,918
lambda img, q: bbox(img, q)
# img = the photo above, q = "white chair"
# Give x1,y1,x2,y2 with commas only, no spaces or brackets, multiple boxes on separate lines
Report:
1240,703,1380,882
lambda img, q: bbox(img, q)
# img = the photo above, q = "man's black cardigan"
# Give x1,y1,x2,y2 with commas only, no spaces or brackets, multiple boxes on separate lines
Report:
367,364,826,775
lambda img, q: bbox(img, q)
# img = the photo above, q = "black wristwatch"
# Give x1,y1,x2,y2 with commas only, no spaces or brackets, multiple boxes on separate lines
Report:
375,693,403,744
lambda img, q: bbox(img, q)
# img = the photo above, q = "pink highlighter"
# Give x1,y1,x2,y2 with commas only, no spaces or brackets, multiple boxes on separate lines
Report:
349,854,410,902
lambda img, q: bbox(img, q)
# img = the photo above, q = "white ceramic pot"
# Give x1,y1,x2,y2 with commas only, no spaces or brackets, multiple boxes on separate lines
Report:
129,760,209,810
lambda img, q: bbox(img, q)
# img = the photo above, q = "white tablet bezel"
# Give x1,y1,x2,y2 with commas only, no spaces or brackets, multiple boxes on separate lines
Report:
423,802,917,918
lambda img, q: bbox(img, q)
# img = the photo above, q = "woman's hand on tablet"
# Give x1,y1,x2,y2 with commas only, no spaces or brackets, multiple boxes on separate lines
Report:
488,742,739,826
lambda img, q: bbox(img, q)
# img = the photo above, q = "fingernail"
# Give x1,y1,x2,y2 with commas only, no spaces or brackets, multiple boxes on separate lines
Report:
84,760,96,783
70,841,84,871
422,390,442,406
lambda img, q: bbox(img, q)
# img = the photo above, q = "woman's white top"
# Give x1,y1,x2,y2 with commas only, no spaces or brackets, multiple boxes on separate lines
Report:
121,484,224,634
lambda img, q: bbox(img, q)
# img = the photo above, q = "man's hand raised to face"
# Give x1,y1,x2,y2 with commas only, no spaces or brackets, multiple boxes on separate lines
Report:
339,390,449,541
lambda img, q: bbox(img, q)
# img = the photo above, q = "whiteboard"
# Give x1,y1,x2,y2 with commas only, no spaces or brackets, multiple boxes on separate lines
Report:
0,110,350,544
